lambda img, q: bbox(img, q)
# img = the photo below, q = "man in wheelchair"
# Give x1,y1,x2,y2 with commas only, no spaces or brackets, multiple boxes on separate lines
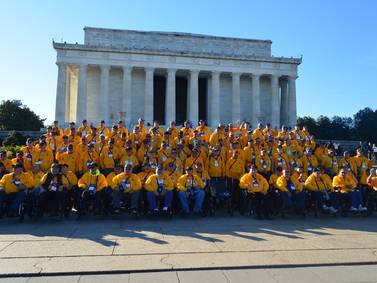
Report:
77,162,109,216
176,167,206,216
111,163,142,216
145,165,174,216
0,163,32,218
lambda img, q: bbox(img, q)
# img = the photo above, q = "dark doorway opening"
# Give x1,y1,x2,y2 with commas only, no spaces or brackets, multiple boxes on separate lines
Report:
175,76,188,126
153,75,166,124
199,77,208,122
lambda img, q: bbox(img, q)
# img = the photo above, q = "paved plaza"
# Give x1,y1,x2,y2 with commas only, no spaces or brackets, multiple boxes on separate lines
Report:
0,214,377,282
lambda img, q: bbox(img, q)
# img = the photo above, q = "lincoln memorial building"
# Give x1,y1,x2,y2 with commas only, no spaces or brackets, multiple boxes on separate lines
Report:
53,27,301,128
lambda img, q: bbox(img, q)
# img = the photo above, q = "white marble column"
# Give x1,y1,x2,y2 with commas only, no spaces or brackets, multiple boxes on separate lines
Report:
122,66,133,126
280,78,289,126
288,76,297,127
76,64,87,123
100,65,110,124
144,68,154,123
55,63,67,123
270,75,280,128
232,72,241,123
165,68,176,124
210,71,220,127
251,74,260,127
188,70,199,125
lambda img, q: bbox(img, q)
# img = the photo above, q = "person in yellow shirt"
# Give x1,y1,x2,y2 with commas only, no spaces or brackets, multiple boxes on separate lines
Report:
11,151,26,171
353,148,372,187
176,167,205,215
56,144,81,175
77,119,92,137
81,144,100,173
97,120,110,138
120,146,140,171
301,148,319,175
255,148,272,177
33,142,54,173
77,162,109,216
367,168,377,191
21,138,35,172
239,165,271,219
181,121,194,139
0,163,33,217
333,168,367,213
195,120,211,143
111,163,142,215
0,151,13,172
157,141,172,164
305,168,338,214
100,139,121,175
145,166,174,215
276,169,306,215
163,148,183,173
165,162,182,189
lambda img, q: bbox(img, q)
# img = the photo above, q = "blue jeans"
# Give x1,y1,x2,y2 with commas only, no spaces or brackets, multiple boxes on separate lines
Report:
112,190,140,210
147,190,173,210
0,190,26,216
281,191,305,211
178,188,205,213
348,190,363,207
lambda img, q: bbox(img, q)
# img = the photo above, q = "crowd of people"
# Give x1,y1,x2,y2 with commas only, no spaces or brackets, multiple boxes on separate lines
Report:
0,118,376,221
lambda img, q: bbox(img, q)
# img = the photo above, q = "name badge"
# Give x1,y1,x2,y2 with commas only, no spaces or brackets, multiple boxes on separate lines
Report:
214,160,219,167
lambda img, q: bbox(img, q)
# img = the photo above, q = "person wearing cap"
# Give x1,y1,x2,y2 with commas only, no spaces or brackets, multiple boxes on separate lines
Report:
52,121,63,137
95,132,107,156
0,163,33,217
176,166,205,215
157,141,171,164
145,166,174,214
305,168,338,214
86,127,98,145
195,120,211,143
239,165,271,219
209,125,225,148
75,136,88,159
321,149,339,177
208,147,225,178
128,126,143,150
162,131,173,147
46,125,61,154
11,151,25,170
165,162,182,188
184,149,205,170
272,146,289,172
181,121,194,139
111,163,142,215
120,147,139,170
33,142,53,172
289,151,303,174
0,151,13,172
333,168,367,213
338,151,357,176
136,137,152,164
166,121,179,140
163,148,183,173
276,169,306,216
98,120,110,138
56,144,81,175
81,144,100,173
21,138,35,172
137,118,147,139
149,120,164,137
106,164,123,192
64,122,76,135
59,163,78,215
78,162,109,215
67,126,80,148
0,162,9,179
100,139,120,175
255,148,271,177
77,120,92,136
117,120,129,138
353,148,373,187
301,148,319,176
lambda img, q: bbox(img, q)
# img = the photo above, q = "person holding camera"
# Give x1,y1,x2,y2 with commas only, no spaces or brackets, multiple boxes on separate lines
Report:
0,163,33,217
77,162,109,216
145,165,174,215
176,167,205,216
111,163,142,215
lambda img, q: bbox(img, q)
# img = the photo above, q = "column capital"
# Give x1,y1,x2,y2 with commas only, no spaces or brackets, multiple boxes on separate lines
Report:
145,67,155,73
167,68,177,75
189,69,200,75
78,64,88,70
211,71,221,76
232,72,241,78
288,75,298,81
122,65,133,72
250,73,261,79
100,64,111,71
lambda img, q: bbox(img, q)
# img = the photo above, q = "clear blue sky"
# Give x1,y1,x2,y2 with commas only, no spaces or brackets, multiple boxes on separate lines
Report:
0,0,376,124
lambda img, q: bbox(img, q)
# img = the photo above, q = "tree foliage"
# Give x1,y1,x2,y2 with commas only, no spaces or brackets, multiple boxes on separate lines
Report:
0,100,45,131
297,107,377,143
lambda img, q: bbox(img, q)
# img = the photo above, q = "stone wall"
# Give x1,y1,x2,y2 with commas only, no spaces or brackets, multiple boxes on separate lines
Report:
84,27,272,59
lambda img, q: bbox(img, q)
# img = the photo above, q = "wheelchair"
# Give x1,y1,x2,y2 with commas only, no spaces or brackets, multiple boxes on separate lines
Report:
207,177,233,216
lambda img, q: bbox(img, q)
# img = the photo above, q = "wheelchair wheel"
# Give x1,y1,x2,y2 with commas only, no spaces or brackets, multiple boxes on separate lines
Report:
19,203,25,223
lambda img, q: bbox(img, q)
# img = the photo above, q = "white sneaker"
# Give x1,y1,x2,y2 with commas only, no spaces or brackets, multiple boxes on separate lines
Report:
358,205,367,212
329,206,338,214
350,206,358,212
162,206,168,211
322,204,329,211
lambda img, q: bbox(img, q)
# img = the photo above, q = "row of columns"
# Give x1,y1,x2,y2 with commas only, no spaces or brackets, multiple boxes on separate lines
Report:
55,63,297,127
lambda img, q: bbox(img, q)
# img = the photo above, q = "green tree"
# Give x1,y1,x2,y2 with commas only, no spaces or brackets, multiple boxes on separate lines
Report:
353,107,377,144
0,100,45,130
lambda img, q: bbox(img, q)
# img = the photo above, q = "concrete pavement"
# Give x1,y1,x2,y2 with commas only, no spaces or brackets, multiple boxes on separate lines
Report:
0,214,377,277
